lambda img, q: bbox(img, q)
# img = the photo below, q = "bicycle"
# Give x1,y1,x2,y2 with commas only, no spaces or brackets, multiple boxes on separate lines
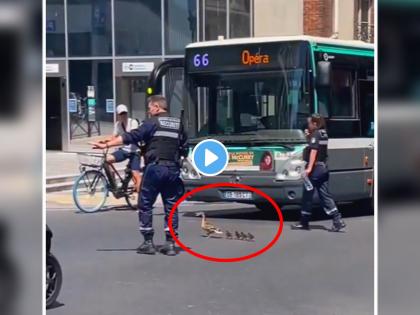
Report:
72,148,139,213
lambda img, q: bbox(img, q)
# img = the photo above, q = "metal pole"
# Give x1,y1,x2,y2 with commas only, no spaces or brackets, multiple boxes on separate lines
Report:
111,0,116,123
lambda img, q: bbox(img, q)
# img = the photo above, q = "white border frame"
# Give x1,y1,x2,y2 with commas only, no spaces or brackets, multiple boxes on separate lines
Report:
42,0,47,312
374,0,378,314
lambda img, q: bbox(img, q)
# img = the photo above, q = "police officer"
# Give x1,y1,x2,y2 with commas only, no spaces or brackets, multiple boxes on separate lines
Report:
91,95,187,255
292,113,346,232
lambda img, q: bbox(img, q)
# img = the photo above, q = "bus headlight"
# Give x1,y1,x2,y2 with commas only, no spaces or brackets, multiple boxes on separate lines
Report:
276,159,306,181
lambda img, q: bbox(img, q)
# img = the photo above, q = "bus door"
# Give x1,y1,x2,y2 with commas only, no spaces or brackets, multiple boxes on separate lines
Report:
359,79,374,139
359,79,374,196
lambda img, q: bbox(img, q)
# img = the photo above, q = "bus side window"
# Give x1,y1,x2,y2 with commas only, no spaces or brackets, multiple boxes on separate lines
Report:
330,69,356,118
321,66,360,138
318,89,329,118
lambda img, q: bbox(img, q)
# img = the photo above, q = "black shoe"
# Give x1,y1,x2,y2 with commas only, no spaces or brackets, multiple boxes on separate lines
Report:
291,222,310,230
330,219,346,232
160,241,177,256
136,240,156,255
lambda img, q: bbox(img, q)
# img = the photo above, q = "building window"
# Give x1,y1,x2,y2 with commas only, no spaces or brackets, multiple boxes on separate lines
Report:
164,0,197,55
69,60,114,129
46,0,65,57
229,0,250,38
115,0,162,56
67,0,112,56
201,0,252,40
356,0,373,43
204,0,227,40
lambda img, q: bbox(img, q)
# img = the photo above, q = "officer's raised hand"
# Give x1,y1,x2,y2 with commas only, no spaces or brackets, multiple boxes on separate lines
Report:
90,141,107,150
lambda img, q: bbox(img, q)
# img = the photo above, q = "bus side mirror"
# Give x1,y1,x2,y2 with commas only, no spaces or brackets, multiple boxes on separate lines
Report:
316,61,332,87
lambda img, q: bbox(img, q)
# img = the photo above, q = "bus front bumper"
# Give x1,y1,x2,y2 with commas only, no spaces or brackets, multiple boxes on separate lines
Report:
182,174,304,205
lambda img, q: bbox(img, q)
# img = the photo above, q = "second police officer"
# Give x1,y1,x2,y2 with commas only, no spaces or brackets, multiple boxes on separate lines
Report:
292,113,346,232
92,95,187,256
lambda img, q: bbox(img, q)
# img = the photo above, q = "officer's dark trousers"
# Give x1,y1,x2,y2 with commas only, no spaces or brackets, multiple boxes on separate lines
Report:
301,164,339,220
138,163,184,241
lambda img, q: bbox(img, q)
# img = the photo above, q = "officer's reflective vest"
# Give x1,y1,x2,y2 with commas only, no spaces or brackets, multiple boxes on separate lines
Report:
145,115,182,163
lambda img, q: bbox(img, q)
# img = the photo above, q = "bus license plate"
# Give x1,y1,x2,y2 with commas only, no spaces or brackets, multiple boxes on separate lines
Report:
223,191,252,200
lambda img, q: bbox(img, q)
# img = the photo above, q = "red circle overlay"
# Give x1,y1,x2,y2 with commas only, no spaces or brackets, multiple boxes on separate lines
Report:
168,183,284,263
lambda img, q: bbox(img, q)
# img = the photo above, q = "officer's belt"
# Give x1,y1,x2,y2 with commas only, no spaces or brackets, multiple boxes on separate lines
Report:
153,160,178,166
315,161,327,166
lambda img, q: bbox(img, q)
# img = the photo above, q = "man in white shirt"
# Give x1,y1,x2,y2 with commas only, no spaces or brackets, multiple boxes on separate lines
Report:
105,104,141,192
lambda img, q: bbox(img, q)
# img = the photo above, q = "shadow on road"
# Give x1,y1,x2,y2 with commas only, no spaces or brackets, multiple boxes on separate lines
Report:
47,301,65,310
96,245,188,253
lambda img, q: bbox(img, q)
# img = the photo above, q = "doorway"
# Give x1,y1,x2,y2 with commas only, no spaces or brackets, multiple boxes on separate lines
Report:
46,77,65,150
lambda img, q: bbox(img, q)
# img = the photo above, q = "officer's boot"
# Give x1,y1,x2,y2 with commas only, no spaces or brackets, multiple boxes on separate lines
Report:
330,212,346,232
136,235,156,255
160,233,177,256
291,215,310,230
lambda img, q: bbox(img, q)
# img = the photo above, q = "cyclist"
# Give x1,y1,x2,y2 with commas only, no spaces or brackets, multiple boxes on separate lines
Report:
103,104,142,192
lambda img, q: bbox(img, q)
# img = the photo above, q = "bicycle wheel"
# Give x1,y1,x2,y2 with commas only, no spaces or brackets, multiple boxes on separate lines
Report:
124,176,138,210
73,170,108,213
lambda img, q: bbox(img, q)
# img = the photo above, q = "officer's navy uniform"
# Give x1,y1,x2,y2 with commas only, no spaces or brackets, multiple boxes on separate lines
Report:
121,112,187,253
298,128,345,231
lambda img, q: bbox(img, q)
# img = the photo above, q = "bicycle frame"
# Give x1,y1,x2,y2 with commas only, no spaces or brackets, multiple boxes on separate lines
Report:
78,148,135,200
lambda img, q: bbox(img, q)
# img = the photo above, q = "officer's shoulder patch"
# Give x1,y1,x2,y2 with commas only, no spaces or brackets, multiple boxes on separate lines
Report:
319,129,328,137
158,117,180,130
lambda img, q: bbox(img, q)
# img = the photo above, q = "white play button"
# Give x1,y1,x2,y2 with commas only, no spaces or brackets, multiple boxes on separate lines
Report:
204,148,219,167
192,139,229,176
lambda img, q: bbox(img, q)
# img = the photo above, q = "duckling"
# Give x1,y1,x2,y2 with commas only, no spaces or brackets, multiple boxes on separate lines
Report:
225,230,233,239
195,212,223,237
235,231,242,240
246,233,255,242
240,232,248,241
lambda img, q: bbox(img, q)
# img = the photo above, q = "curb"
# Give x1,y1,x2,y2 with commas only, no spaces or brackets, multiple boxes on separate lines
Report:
46,168,125,193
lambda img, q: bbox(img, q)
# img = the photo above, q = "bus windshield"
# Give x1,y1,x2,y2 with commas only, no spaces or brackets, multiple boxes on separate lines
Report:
189,69,310,141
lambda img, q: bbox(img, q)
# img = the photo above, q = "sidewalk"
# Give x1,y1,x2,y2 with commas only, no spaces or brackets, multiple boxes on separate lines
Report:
46,133,119,177
46,151,80,177
46,135,135,207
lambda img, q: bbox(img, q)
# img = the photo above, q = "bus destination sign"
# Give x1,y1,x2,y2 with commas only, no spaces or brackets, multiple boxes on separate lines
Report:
186,42,304,73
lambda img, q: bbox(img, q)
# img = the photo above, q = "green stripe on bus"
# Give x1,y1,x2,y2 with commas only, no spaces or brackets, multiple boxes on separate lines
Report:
313,45,374,57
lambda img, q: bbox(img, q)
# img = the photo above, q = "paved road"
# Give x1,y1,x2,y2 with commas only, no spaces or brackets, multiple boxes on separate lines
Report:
46,202,373,315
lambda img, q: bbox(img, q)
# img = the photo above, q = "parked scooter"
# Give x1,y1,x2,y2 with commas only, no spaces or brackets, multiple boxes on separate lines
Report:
46,225,62,308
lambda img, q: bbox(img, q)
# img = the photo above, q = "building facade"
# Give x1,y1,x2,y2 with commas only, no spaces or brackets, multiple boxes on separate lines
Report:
46,0,374,151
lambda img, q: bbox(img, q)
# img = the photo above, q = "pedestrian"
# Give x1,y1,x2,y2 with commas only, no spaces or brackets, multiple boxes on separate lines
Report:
103,104,142,192
292,113,346,232
91,95,187,256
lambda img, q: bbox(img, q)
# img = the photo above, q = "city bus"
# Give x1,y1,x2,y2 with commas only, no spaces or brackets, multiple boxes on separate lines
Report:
147,36,374,211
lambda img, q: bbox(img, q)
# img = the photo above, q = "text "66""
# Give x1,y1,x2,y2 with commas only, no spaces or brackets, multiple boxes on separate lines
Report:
193,54,209,67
